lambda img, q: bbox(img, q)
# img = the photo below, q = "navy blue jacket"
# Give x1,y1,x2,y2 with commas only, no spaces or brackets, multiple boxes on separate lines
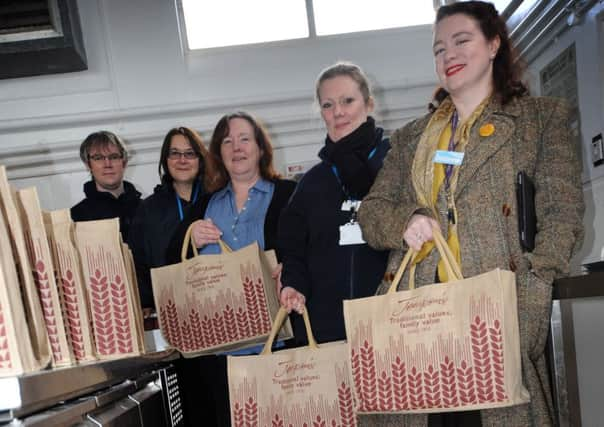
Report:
278,120,390,344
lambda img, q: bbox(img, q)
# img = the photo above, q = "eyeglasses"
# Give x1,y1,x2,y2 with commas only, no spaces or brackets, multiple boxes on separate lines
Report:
168,150,198,160
88,153,123,162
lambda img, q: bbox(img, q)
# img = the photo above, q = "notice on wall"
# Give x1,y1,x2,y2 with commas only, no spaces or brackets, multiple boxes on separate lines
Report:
539,43,582,164
285,160,317,181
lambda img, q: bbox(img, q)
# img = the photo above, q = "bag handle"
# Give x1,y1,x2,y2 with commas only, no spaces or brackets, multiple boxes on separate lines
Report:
181,223,232,261
388,226,463,294
261,306,318,355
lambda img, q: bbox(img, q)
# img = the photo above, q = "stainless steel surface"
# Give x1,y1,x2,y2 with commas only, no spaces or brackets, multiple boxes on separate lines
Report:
130,384,166,427
86,397,141,427
91,381,136,408
7,397,96,427
158,366,184,426
0,350,177,419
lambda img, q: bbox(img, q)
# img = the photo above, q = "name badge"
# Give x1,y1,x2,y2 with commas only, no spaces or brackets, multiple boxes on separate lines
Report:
433,150,464,165
341,200,361,211
339,222,366,245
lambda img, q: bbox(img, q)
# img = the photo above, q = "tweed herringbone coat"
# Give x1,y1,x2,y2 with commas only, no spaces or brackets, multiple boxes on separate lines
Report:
357,95,584,427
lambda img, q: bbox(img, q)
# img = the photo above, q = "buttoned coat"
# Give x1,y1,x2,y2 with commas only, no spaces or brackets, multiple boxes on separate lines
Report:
357,95,584,427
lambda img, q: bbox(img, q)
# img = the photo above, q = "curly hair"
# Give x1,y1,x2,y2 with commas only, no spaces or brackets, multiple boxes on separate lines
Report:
430,0,528,111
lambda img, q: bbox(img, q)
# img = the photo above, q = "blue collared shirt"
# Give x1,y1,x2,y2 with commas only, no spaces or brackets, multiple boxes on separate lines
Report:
200,178,274,254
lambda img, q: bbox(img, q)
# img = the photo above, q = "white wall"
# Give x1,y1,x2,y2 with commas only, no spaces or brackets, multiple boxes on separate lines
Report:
527,3,604,267
0,0,437,210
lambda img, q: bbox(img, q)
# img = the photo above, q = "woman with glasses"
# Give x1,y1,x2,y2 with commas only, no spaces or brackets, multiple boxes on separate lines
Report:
167,112,296,427
129,127,213,311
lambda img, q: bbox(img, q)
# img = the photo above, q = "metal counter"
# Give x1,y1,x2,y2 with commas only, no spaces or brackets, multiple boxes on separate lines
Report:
0,349,178,422
550,271,604,427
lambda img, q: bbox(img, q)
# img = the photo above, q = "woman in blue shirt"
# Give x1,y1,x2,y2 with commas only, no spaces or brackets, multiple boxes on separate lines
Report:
168,112,296,427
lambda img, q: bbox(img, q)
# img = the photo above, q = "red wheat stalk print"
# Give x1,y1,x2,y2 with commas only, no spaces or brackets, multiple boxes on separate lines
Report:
236,307,251,339
90,269,115,355
408,366,425,409
111,274,132,354
243,276,261,335
245,397,258,427
0,301,12,369
377,370,393,411
360,340,377,411
440,356,458,407
471,316,493,403
233,402,244,427
350,348,363,406
423,364,442,409
60,270,86,360
313,415,326,427
489,319,508,402
163,299,183,349
391,356,409,410
223,305,239,341
180,319,193,352
338,382,355,426
212,312,227,345
254,277,271,333
456,360,477,405
272,414,284,427
33,259,63,361
189,308,205,350
202,315,216,347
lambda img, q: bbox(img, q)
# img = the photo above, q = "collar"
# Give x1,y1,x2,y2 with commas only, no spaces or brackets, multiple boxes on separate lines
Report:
213,177,271,201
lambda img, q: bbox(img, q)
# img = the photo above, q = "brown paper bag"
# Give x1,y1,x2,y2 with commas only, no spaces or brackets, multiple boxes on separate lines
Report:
151,224,291,356
74,218,144,359
343,229,530,414
17,187,74,367
0,166,51,376
121,243,145,354
44,209,96,363
227,307,357,427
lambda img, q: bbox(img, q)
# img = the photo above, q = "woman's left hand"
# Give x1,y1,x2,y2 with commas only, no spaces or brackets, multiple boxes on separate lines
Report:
272,263,283,295
280,286,306,314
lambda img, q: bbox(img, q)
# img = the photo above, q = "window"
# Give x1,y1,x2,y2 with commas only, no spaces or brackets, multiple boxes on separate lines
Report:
180,0,434,50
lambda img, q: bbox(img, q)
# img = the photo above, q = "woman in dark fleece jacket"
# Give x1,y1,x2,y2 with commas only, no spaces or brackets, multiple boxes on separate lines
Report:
278,62,390,344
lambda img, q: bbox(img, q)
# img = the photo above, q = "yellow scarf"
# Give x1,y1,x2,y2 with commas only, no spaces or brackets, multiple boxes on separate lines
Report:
411,96,490,281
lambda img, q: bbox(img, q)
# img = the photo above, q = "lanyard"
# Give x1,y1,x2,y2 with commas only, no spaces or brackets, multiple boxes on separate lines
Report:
444,111,459,189
175,182,200,221
331,145,378,200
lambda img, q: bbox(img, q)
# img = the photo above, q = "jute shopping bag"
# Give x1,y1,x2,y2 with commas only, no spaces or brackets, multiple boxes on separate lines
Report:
44,209,97,363
228,307,357,427
151,224,291,356
17,188,74,367
74,218,144,359
0,166,51,376
343,229,530,414
122,243,146,354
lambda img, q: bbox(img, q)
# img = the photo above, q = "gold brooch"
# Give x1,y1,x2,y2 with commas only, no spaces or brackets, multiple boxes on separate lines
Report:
479,123,495,137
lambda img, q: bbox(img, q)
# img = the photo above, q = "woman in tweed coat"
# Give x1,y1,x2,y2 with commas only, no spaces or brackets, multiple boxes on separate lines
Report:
358,2,584,426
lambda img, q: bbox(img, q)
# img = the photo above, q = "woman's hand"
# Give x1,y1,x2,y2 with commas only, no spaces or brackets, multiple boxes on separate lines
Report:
403,214,440,251
272,263,283,295
280,286,306,314
191,218,222,248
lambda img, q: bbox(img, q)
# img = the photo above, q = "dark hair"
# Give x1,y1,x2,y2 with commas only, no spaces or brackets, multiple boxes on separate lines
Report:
208,112,280,191
430,0,528,111
79,130,128,164
315,62,372,106
158,127,213,190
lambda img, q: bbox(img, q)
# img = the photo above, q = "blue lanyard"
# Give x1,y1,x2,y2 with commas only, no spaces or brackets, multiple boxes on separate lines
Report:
331,145,378,200
175,182,200,221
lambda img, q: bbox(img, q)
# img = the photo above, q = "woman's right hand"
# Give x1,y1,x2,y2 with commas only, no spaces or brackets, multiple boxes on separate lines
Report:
190,218,222,248
280,286,306,314
403,214,440,251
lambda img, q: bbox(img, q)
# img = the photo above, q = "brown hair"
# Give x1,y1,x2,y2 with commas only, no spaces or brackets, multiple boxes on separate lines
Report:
208,112,280,191
158,126,216,191
430,0,528,111
79,130,128,164
315,62,373,106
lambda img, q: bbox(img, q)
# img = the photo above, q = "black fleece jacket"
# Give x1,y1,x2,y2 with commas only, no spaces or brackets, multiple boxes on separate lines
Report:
278,118,390,344
71,180,141,241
